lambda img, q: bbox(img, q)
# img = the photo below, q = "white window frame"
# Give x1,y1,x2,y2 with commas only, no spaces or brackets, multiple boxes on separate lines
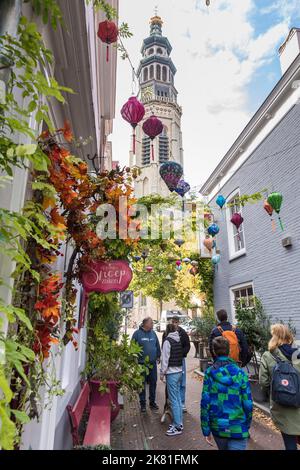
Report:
226,188,246,260
230,281,254,322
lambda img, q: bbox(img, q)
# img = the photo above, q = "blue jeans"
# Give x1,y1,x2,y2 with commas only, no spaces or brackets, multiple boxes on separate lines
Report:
139,363,157,406
214,436,248,451
180,358,186,406
166,372,183,428
281,433,298,450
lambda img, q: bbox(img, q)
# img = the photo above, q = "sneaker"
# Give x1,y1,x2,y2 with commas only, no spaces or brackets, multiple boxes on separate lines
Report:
169,424,183,431
150,402,159,410
165,425,183,436
141,405,146,413
182,405,187,413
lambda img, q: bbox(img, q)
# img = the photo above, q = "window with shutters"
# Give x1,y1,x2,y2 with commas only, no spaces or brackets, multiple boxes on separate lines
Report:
159,127,169,163
142,136,151,165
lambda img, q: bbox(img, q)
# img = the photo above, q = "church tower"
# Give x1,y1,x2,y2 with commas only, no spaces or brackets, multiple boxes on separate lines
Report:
130,15,184,197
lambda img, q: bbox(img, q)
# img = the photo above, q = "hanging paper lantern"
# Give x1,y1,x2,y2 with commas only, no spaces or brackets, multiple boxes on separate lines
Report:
176,260,181,266
159,162,183,192
207,223,220,237
121,97,145,155
97,20,119,62
203,237,213,252
165,274,172,281
231,212,244,230
183,257,191,264
176,265,183,272
267,192,284,231
175,180,191,198
264,200,275,232
212,254,221,266
133,255,141,262
191,260,198,267
231,213,244,241
174,238,185,248
216,195,226,209
146,265,153,273
142,115,163,161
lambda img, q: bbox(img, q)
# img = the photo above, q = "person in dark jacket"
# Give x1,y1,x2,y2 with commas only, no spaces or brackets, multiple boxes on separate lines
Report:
201,336,253,450
160,323,183,436
209,309,250,367
132,317,161,413
162,316,191,411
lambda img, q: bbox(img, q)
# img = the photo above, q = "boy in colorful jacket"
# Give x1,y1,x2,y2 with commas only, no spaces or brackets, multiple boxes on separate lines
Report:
200,336,253,451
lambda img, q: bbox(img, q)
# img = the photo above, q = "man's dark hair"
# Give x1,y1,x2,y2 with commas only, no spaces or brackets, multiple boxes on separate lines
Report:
142,317,152,327
166,323,177,335
212,336,230,357
216,309,228,322
171,316,180,322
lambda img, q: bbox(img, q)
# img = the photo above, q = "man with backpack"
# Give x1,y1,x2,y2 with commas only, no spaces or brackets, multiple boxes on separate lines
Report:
209,309,251,367
259,323,300,450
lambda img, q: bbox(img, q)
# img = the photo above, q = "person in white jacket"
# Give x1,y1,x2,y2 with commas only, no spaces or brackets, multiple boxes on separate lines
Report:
160,324,183,436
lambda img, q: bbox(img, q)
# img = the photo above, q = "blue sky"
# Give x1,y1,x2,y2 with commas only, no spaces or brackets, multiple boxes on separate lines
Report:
112,0,300,189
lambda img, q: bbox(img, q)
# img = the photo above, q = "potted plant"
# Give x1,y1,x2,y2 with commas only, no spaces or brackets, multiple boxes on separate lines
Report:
84,332,148,421
190,306,215,372
235,297,271,402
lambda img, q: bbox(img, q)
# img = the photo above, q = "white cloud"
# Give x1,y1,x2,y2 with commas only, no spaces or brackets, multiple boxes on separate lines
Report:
111,0,296,190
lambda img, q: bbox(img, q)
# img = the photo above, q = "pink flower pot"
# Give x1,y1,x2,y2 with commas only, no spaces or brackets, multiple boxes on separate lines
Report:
89,380,120,422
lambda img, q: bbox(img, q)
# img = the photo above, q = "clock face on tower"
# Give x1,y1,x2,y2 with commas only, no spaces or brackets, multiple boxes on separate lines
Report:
141,86,153,101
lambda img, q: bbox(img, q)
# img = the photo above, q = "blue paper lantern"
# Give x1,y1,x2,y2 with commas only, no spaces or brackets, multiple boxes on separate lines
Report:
212,254,220,265
175,180,191,198
208,223,220,237
216,195,226,209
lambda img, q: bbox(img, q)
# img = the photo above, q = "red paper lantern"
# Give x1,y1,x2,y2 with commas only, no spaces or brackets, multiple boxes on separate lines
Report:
121,97,145,154
97,20,119,62
230,212,244,230
142,115,163,161
231,212,244,240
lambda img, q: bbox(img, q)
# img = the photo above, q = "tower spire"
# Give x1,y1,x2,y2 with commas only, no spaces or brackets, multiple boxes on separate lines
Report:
150,9,163,37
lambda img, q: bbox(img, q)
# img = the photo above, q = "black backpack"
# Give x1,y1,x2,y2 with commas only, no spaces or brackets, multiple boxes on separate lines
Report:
271,354,300,408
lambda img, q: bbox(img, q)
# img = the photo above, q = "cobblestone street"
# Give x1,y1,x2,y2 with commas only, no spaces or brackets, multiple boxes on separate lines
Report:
111,343,285,451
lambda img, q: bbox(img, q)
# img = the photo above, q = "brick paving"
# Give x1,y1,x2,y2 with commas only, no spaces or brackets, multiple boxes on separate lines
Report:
111,342,285,451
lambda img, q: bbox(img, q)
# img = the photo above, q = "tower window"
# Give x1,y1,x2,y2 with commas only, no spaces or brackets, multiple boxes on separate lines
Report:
162,66,167,82
159,127,169,163
156,64,161,81
143,68,148,82
157,47,163,55
149,48,154,55
142,136,151,165
150,65,154,79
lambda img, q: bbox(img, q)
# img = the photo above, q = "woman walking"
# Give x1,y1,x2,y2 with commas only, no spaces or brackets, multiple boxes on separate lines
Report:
160,323,183,436
259,324,300,450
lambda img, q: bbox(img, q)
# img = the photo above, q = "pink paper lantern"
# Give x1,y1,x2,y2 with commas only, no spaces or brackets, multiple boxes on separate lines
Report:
121,97,145,154
142,115,163,161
